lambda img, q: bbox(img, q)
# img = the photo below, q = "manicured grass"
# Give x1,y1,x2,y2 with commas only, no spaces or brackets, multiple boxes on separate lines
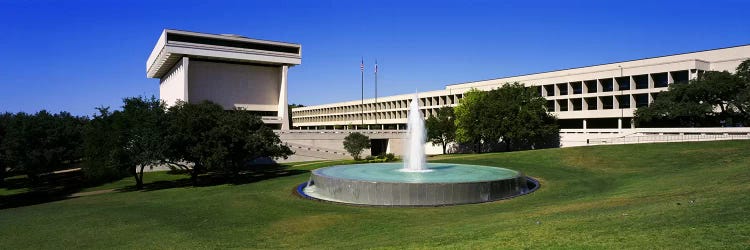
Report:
1,141,749,249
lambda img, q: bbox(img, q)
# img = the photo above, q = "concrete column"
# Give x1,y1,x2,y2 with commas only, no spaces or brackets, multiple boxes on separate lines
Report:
648,74,655,89
667,71,674,84
583,119,588,130
582,81,588,94
614,96,623,110
278,65,290,130
582,98,588,110
618,118,623,129
182,57,190,103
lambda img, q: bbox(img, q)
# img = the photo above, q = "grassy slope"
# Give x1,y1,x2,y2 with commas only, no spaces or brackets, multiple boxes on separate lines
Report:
0,141,748,249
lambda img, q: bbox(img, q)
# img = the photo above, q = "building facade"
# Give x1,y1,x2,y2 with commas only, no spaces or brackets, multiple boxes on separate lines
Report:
292,45,750,131
147,29,301,129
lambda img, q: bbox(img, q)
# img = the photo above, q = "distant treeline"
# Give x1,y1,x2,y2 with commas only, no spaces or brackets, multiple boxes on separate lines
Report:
0,97,292,189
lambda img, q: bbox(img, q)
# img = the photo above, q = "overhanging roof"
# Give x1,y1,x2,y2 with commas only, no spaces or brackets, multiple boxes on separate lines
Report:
146,29,302,78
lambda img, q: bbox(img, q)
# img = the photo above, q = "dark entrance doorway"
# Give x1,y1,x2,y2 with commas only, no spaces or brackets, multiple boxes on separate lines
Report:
371,139,389,156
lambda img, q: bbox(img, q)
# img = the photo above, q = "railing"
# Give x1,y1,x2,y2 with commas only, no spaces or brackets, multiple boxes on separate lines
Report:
276,129,406,135
585,132,750,146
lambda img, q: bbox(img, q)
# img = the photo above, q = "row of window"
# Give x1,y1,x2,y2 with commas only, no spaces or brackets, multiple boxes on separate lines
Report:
292,107,448,123
538,70,698,97
293,94,464,117
293,91,660,124
547,93,658,111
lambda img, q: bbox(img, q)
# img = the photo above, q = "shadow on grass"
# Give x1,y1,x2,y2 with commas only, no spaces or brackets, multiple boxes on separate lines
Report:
0,164,307,209
0,171,86,210
119,164,307,192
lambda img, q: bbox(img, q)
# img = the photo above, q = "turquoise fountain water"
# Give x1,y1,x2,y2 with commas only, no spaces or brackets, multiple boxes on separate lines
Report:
300,94,535,206
314,163,519,183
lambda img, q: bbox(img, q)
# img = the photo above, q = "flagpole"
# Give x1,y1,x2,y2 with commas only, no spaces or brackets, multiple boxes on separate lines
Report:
360,58,364,127
374,59,378,127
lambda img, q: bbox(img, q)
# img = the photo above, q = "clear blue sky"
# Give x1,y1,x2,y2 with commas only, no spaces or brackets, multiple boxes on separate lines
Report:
1,0,749,116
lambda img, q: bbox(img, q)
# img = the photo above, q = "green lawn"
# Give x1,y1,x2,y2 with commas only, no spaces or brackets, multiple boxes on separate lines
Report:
1,141,749,249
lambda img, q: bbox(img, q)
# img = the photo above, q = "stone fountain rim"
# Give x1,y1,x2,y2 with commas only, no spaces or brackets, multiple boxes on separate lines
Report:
295,176,541,207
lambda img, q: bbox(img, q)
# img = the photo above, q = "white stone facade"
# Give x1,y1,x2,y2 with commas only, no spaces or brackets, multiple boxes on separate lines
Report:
147,29,301,129
292,45,750,130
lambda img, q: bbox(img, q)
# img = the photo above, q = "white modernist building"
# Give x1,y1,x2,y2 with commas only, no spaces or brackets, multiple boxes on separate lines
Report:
147,29,301,129
291,45,750,131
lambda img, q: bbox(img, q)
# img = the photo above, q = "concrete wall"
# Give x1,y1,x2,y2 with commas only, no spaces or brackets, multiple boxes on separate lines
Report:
278,127,750,163
159,57,188,106
278,130,407,160
560,127,750,147
188,60,281,111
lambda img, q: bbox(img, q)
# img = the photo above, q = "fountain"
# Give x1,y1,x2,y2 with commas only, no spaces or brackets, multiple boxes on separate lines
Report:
299,94,537,206
402,94,428,172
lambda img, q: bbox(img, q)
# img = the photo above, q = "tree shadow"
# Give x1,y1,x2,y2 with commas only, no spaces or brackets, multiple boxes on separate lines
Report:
0,171,85,209
0,164,306,209
118,164,308,192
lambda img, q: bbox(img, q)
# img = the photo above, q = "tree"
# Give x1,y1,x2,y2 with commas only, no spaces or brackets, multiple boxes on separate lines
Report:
454,89,486,153
343,132,370,160
82,107,129,184
426,106,456,154
483,83,558,151
164,101,292,184
0,112,11,186
2,111,86,184
209,108,293,175
82,96,167,189
119,96,169,188
635,60,750,127
454,84,559,152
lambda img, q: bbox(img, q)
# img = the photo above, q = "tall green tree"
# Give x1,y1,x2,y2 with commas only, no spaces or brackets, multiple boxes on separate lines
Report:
120,96,169,188
82,96,167,189
454,89,486,153
482,83,558,151
82,107,129,184
2,111,86,184
635,60,750,127
165,101,292,184
454,84,558,152
343,132,370,160
426,106,456,154
0,112,11,186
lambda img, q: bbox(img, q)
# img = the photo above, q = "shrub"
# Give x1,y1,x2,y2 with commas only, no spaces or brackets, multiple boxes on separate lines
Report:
343,132,370,160
385,153,396,162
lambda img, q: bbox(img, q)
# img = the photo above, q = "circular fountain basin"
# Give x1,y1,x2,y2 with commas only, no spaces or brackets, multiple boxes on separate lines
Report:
301,163,535,206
